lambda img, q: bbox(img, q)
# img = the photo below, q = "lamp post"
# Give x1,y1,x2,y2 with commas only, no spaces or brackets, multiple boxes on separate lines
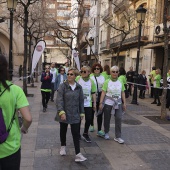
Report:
7,0,17,81
89,37,94,66
43,50,47,71
131,5,147,104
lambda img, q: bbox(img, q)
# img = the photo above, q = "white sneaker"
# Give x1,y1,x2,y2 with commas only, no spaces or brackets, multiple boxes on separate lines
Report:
104,133,110,140
75,153,87,162
60,146,66,156
114,137,124,144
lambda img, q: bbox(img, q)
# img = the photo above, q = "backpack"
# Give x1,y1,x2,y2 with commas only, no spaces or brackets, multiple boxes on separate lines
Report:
0,84,16,144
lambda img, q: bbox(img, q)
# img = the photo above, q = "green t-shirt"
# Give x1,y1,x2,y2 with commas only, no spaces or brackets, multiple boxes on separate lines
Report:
101,71,110,80
0,81,29,158
150,70,156,83
118,75,127,85
154,74,161,88
76,76,96,107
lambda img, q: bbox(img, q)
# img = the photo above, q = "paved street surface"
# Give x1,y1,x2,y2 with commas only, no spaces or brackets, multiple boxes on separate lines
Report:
13,77,170,170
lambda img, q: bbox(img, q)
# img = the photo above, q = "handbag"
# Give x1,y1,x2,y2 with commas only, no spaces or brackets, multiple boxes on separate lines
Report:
94,76,101,102
0,84,16,144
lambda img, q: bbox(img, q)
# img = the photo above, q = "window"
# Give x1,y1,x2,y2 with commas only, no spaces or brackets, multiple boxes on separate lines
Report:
57,10,70,17
100,31,102,43
46,4,55,9
84,9,89,17
47,13,55,18
58,3,68,9
46,40,54,45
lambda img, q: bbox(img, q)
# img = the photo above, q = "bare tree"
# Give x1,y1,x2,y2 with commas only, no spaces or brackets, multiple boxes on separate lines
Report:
16,0,45,95
161,0,169,119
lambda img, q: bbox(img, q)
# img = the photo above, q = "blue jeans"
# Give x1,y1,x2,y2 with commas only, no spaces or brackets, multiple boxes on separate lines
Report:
0,148,21,170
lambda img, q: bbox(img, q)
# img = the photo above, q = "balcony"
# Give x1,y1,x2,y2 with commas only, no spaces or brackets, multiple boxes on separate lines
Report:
102,7,113,21
100,40,110,52
113,0,128,13
110,27,148,48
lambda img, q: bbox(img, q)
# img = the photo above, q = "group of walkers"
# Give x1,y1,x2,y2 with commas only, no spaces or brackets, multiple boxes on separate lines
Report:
40,62,126,162
1,50,169,168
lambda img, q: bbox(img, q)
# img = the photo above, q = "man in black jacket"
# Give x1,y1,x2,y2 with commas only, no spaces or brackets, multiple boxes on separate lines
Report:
126,66,134,96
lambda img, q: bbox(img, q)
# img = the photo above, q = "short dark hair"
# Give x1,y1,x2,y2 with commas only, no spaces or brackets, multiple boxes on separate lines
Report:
91,63,103,73
103,65,110,75
58,66,65,73
119,67,126,75
152,66,156,70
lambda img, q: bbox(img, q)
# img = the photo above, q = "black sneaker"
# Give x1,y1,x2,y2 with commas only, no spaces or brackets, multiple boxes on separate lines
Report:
151,102,157,104
82,134,91,143
43,107,46,112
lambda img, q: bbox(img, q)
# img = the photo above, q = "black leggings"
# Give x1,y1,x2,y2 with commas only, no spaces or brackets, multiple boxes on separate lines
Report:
153,88,161,104
0,148,21,170
79,107,93,135
90,102,103,131
60,122,80,155
41,91,51,108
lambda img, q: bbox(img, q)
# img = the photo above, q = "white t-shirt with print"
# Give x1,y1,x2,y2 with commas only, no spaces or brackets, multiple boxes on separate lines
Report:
102,79,124,106
77,77,92,107
90,74,105,92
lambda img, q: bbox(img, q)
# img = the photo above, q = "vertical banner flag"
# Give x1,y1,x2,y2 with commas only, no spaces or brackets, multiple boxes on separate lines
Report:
31,40,46,74
72,49,80,71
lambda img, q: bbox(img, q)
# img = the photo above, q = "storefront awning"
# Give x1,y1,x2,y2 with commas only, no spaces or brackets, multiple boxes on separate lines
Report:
112,51,126,57
144,42,165,49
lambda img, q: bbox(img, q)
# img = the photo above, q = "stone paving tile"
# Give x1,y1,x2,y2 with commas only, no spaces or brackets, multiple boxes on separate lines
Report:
110,126,170,145
136,150,170,170
135,111,161,116
33,154,113,170
127,104,155,112
160,124,170,131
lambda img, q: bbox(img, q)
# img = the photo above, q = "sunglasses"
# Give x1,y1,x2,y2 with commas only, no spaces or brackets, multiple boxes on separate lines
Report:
112,71,119,73
80,71,87,74
94,68,100,70
67,73,74,76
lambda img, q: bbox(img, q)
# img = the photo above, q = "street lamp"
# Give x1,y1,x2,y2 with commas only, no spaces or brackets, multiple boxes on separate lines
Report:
7,0,17,81
131,5,147,104
88,37,94,66
43,50,47,71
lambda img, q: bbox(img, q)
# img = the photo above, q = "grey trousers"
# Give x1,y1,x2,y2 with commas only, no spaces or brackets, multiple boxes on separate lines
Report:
103,104,123,138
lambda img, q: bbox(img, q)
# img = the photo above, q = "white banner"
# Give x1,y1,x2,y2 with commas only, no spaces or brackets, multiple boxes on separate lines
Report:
72,49,80,71
31,40,46,74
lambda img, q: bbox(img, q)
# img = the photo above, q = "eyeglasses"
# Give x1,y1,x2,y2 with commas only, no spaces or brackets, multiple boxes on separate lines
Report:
80,71,86,74
60,70,65,72
67,73,74,76
94,68,100,70
112,71,119,73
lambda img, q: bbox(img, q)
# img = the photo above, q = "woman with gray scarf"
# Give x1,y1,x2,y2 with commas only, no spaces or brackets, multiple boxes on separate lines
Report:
99,66,126,143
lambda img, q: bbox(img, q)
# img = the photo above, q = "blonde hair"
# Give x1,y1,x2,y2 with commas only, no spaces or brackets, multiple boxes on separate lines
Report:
81,66,91,73
110,65,119,72
68,67,80,77
156,68,161,74
141,70,146,74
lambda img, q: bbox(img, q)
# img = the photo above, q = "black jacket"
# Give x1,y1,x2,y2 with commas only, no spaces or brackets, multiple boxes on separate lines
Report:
126,71,134,82
138,74,147,90
40,72,53,90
